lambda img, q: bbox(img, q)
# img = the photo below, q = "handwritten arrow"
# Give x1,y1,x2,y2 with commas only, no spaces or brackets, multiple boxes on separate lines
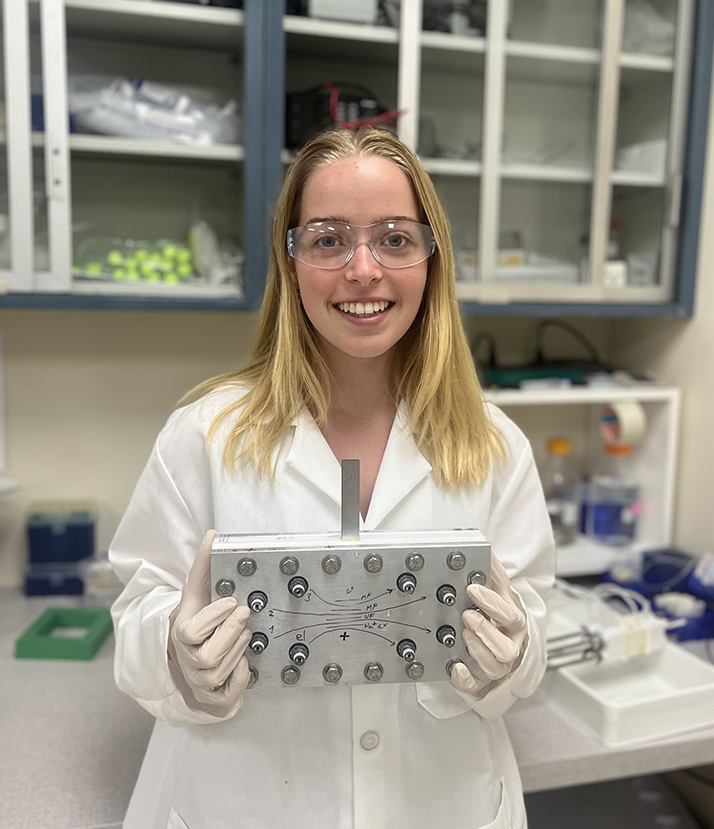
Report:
308,626,396,646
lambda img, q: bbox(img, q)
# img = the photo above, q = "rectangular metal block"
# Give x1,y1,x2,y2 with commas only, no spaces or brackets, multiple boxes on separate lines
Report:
211,528,491,690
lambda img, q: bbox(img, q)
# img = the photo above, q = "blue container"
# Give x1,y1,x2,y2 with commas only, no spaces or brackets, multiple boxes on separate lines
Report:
27,503,95,564
24,563,85,596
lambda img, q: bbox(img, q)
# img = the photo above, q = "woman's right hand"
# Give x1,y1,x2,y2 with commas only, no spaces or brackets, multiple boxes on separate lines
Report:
169,530,253,714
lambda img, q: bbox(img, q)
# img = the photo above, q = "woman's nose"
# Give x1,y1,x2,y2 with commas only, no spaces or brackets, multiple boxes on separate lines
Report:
345,241,382,283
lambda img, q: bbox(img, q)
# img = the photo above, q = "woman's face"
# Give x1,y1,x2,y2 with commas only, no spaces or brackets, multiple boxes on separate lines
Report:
292,155,428,367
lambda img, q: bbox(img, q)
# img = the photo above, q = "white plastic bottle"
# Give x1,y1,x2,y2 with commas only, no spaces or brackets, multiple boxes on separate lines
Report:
541,438,580,546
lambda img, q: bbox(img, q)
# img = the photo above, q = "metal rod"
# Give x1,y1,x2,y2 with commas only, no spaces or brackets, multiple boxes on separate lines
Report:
341,459,360,542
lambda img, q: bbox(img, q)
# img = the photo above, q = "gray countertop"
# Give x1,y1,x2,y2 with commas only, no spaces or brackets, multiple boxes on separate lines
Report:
1,588,713,829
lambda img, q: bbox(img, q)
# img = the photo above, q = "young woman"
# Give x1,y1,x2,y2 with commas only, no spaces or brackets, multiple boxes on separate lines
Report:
110,128,554,829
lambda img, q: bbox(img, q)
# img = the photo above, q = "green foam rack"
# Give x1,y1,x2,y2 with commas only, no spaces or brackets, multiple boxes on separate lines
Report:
15,607,113,660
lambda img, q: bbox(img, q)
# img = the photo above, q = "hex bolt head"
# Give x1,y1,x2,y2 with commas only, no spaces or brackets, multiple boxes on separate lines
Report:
215,578,236,597
249,631,269,654
436,625,457,648
288,576,309,598
247,666,259,688
322,554,342,574
437,584,458,606
323,663,343,684
405,660,425,680
364,661,384,682
445,658,464,677
237,558,257,577
289,643,310,666
364,553,383,573
468,569,487,587
281,665,301,686
247,590,268,613
447,551,466,571
279,555,300,576
405,552,425,572
396,572,418,594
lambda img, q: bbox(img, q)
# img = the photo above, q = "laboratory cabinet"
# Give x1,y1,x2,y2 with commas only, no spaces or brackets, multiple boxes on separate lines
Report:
0,0,711,314
482,384,681,577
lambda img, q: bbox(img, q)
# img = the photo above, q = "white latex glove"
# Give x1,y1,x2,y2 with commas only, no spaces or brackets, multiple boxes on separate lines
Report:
450,555,528,698
168,530,253,714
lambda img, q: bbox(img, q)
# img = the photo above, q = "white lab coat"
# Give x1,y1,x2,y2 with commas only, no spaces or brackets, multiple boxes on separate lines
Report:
110,387,554,829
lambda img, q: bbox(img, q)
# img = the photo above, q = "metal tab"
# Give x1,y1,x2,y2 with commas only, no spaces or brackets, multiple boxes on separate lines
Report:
341,459,360,542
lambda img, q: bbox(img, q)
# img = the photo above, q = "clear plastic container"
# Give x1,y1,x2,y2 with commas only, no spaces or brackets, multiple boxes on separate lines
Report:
581,444,641,546
541,438,580,546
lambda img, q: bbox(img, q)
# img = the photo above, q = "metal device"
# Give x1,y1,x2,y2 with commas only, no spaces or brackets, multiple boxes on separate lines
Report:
210,459,491,689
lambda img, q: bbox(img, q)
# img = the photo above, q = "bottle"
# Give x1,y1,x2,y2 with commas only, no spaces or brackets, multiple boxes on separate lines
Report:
582,444,641,546
541,438,580,546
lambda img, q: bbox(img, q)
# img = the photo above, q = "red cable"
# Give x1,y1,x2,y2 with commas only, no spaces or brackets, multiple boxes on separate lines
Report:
324,82,404,130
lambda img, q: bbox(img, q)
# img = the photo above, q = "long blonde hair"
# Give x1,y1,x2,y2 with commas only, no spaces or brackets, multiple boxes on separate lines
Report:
181,128,505,487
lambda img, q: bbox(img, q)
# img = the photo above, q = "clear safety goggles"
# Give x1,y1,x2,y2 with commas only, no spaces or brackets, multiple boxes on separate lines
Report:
286,220,436,270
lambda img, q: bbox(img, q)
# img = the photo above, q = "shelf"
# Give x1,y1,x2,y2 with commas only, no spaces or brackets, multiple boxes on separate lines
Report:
284,15,398,64
71,279,244,300
620,53,675,73
611,169,666,188
500,163,592,183
30,0,244,51
554,536,638,578
420,32,486,74
421,158,482,177
483,384,678,407
506,41,600,66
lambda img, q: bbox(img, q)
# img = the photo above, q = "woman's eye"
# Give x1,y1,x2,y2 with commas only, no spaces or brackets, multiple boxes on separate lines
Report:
384,234,408,248
315,235,340,248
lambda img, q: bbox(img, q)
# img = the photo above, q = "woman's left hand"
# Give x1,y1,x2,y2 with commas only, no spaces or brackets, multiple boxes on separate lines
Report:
450,556,528,698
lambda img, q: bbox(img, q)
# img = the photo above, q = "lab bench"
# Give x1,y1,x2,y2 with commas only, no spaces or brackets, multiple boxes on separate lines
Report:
1,588,713,829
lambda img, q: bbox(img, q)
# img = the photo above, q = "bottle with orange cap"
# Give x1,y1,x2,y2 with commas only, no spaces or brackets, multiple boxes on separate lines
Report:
582,443,641,545
541,438,580,546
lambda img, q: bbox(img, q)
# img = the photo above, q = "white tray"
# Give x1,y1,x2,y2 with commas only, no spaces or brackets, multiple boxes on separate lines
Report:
538,642,714,747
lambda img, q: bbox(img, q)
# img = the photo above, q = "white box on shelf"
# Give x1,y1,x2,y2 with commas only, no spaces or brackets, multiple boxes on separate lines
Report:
539,642,714,747
308,0,378,24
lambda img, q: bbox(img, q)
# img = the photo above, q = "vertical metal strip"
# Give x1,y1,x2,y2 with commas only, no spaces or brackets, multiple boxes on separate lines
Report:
658,0,695,296
397,0,422,151
3,0,34,290
588,0,624,294
341,459,361,542
39,0,72,291
478,0,507,283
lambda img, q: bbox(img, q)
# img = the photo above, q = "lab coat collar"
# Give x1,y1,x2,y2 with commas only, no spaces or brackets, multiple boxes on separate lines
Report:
285,401,432,530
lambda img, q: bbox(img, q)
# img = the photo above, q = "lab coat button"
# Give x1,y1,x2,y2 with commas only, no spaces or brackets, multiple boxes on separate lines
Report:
360,731,380,751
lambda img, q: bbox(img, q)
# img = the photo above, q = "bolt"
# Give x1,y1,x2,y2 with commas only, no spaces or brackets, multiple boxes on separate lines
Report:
279,556,300,575
397,638,417,662
437,584,458,606
323,663,343,684
322,554,342,574
436,625,457,648
247,666,259,688
249,631,269,654
405,660,425,680
288,576,309,598
445,658,464,677
364,554,383,573
405,552,424,572
289,643,310,666
247,590,268,613
281,665,301,686
468,569,487,587
364,662,384,682
215,578,235,597
237,558,257,577
447,551,466,571
396,572,417,594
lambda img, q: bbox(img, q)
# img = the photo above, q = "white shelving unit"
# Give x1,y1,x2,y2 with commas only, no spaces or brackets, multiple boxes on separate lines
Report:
483,385,681,577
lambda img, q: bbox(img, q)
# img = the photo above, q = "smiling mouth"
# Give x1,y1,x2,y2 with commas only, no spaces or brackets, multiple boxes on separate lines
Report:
335,300,393,318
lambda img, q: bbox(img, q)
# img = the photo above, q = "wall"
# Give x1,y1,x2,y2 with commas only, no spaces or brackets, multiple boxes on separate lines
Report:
0,309,608,587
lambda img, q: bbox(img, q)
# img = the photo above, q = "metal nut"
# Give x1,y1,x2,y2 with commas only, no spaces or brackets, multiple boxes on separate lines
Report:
405,552,424,572
279,555,300,575
468,569,487,586
405,660,425,680
447,551,466,570
322,554,342,574
445,658,464,677
215,578,235,597
323,663,343,684
364,662,384,682
281,665,301,686
237,557,257,577
364,553,383,573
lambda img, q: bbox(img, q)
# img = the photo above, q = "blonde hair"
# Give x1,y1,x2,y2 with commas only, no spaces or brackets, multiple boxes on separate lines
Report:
181,128,505,487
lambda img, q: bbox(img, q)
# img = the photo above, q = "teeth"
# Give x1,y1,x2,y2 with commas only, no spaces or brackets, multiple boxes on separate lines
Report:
337,301,390,316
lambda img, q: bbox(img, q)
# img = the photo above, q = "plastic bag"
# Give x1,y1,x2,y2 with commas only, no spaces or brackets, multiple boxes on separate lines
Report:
67,74,240,146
